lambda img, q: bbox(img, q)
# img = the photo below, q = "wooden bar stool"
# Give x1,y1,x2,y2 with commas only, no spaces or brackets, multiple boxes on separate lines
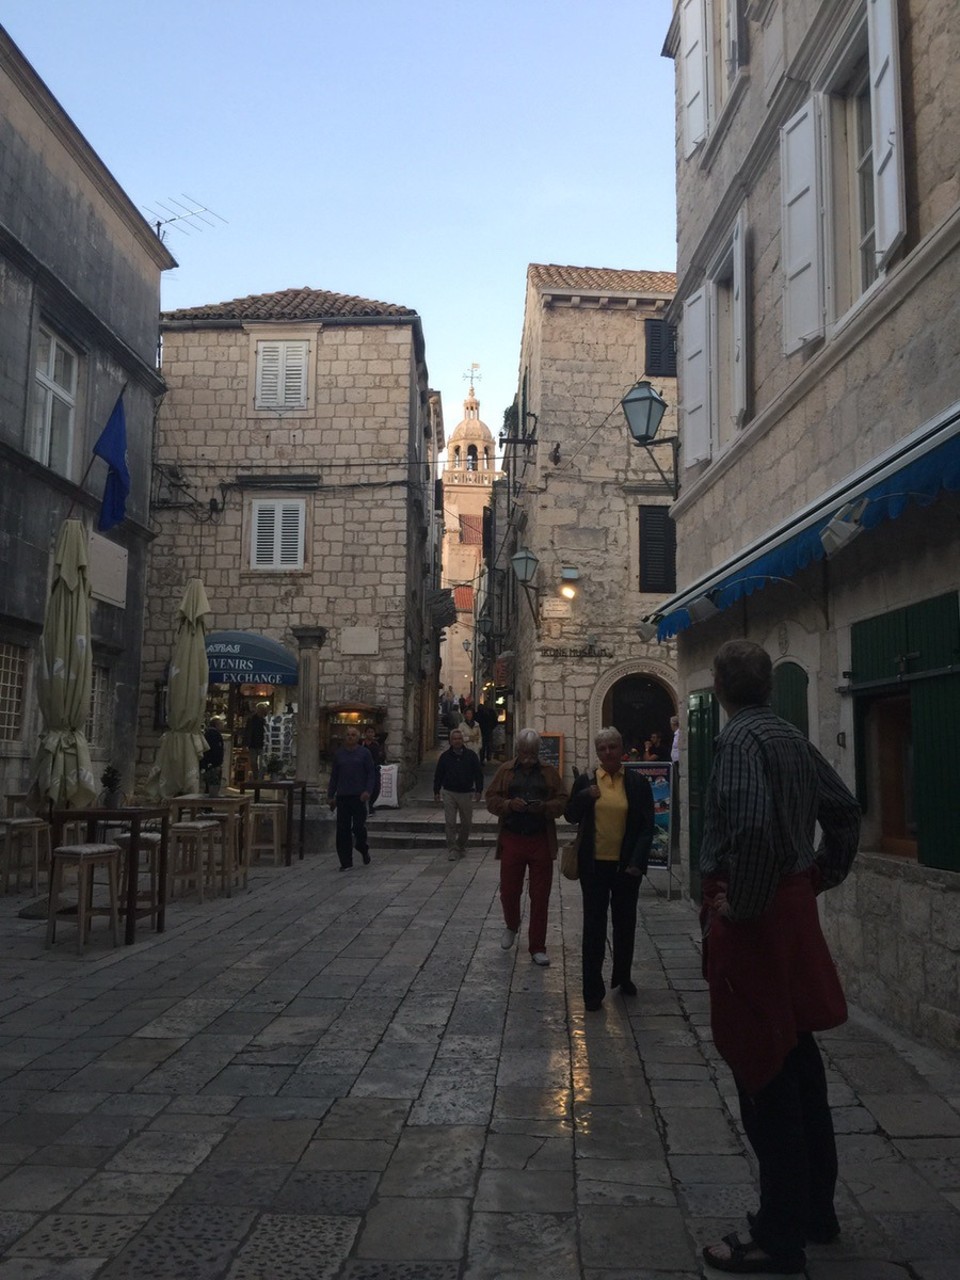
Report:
1,817,52,894
45,843,121,953
249,802,285,866
168,820,219,902
115,830,163,916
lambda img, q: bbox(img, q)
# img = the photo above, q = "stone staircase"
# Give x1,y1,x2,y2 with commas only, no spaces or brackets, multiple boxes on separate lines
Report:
366,804,499,854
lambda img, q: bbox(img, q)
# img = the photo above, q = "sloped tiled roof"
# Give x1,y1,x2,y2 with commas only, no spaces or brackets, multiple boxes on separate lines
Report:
528,264,676,294
453,585,475,612
162,286,417,324
460,514,483,545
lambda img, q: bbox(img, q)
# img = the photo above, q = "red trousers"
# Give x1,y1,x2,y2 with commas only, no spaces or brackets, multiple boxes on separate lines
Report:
499,830,553,953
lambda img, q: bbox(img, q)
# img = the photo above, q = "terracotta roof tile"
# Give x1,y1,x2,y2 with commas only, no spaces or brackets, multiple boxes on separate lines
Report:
528,264,676,295
460,514,483,545
453,585,474,612
162,286,416,324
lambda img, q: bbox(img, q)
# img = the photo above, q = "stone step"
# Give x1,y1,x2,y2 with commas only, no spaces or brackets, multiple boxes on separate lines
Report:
372,830,495,848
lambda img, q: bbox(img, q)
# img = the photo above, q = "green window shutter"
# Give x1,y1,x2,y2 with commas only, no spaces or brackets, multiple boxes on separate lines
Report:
639,506,677,593
852,592,960,682
644,318,678,378
772,662,809,736
911,675,960,871
686,688,719,900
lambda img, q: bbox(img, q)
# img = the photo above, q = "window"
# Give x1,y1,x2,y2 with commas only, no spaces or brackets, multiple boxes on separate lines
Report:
85,665,109,745
0,642,27,741
255,340,308,410
638,506,677,593
644,319,678,378
33,325,78,474
682,211,747,464
780,0,905,353
681,0,748,156
250,499,306,569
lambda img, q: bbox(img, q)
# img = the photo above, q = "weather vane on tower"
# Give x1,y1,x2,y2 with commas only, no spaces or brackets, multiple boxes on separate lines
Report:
463,362,481,394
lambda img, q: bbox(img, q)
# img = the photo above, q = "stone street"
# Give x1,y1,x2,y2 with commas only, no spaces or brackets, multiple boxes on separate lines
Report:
1,778,959,1279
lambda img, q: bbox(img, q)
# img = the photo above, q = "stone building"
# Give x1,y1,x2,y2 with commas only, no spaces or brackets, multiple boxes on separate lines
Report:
439,381,501,702
0,27,175,801
661,0,960,1047
490,264,679,781
142,288,442,792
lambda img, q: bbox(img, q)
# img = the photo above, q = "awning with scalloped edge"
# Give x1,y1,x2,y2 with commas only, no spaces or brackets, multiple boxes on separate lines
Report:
656,401,960,639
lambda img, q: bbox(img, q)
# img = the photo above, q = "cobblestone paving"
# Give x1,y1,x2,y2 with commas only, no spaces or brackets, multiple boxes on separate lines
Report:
1,799,959,1278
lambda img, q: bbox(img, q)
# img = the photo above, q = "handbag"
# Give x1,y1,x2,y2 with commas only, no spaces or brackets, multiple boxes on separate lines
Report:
560,827,581,880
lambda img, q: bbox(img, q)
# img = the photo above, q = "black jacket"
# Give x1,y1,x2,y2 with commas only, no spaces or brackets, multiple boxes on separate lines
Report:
565,767,655,876
433,746,484,794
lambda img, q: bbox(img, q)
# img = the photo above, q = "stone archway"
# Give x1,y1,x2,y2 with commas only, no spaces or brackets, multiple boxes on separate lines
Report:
588,659,677,756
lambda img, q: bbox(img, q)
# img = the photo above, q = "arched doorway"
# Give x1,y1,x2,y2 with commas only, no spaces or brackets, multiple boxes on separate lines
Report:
603,674,676,756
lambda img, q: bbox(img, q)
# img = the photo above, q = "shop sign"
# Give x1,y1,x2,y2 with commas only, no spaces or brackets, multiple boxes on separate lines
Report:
540,644,614,659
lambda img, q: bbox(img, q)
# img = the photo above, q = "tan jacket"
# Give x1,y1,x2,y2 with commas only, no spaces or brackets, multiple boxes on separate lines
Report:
485,758,568,859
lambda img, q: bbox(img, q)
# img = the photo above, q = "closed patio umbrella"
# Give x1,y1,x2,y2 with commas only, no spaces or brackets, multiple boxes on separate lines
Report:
27,519,97,812
147,578,212,798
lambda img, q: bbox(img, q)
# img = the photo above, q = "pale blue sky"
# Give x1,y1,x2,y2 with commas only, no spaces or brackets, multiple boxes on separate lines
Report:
3,1,677,442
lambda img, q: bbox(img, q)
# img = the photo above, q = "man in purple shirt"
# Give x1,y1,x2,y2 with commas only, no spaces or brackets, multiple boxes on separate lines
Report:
328,727,376,870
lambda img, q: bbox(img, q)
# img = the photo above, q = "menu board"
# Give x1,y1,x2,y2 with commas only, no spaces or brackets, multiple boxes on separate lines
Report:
538,732,564,775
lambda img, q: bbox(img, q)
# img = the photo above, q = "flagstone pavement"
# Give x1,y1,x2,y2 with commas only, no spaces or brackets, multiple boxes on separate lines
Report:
1,778,959,1278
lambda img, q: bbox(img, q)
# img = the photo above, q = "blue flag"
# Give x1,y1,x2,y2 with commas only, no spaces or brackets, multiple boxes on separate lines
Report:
92,394,130,532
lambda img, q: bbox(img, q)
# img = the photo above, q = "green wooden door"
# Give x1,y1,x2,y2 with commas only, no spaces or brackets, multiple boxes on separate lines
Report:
686,688,719,900
772,662,809,736
911,675,960,872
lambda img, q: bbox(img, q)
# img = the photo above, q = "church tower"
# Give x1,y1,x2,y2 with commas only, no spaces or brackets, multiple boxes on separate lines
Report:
440,375,500,701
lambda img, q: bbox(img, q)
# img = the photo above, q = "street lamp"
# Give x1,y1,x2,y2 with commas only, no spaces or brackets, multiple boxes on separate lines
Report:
510,547,540,633
621,380,668,444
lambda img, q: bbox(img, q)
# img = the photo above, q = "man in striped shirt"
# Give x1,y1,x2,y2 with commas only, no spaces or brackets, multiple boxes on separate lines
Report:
700,640,860,1276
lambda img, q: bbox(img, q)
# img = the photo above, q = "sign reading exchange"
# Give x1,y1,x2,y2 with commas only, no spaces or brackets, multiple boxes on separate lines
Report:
540,645,615,659
205,630,299,685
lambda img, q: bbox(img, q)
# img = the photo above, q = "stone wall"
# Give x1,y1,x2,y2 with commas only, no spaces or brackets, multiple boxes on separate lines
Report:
507,278,679,778
141,321,429,790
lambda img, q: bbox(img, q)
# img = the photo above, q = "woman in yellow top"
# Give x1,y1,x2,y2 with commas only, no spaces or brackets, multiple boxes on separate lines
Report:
565,727,655,1011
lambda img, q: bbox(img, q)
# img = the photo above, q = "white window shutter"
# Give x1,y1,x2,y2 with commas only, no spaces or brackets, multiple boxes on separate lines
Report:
256,343,281,407
683,288,710,464
868,0,906,267
681,0,708,158
282,342,308,407
251,499,305,569
732,209,747,427
253,502,276,567
780,97,824,354
278,503,304,567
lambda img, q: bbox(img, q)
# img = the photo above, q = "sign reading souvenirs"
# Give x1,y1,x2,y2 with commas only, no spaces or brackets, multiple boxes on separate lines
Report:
205,631,299,685
539,644,615,659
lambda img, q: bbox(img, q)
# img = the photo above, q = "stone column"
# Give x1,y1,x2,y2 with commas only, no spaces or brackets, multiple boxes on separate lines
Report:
291,626,327,786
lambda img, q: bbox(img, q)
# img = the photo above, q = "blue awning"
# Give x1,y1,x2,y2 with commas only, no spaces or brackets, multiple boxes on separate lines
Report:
657,403,960,639
205,631,299,685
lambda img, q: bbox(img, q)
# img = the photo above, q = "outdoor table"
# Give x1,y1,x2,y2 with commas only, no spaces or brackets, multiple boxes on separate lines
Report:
239,779,307,865
50,805,170,945
172,792,252,887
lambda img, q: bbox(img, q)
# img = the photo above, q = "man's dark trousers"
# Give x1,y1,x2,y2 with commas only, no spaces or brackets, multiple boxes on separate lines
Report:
335,796,368,868
737,1031,838,1256
579,860,640,1004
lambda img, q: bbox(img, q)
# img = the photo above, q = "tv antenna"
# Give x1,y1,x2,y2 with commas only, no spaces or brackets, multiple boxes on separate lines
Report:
143,194,228,241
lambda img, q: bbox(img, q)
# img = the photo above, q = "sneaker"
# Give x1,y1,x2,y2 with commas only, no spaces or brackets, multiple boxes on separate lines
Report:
531,952,550,967
447,850,460,861
500,928,517,949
